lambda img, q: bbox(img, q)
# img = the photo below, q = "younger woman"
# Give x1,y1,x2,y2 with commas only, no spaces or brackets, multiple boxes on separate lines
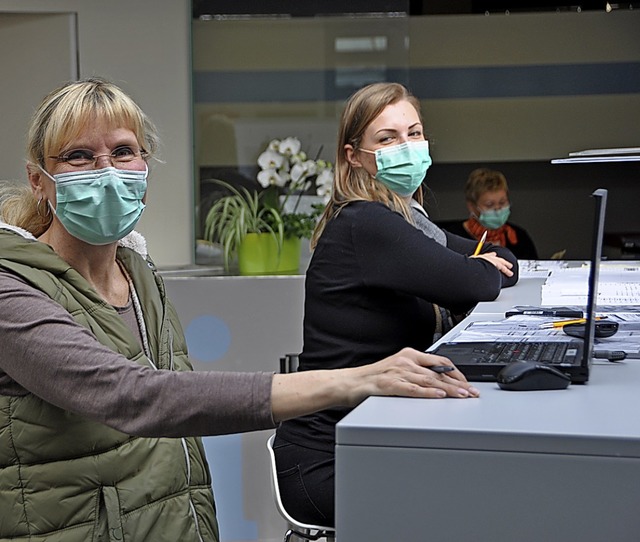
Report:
274,82,518,527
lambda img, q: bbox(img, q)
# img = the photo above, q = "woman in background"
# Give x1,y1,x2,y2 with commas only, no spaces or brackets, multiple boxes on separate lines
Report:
274,82,519,527
443,167,539,260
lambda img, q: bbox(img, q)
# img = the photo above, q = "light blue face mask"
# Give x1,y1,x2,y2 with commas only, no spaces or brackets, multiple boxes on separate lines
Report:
361,140,432,196
41,165,147,245
478,205,511,230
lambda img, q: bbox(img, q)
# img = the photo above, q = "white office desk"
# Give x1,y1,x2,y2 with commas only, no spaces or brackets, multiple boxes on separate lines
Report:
335,277,640,542
473,276,546,314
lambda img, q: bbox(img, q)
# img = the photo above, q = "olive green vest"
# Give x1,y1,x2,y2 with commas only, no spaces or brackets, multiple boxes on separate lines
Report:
0,228,219,542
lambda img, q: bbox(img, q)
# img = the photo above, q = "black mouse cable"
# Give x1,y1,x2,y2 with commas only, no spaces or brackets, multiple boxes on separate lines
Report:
593,350,627,362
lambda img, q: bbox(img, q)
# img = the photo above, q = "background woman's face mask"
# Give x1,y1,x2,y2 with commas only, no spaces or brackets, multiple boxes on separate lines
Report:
41,165,147,245
477,205,511,229
361,140,432,196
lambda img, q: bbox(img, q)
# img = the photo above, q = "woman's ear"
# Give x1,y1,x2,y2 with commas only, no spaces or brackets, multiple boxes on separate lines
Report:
344,144,363,168
27,163,44,197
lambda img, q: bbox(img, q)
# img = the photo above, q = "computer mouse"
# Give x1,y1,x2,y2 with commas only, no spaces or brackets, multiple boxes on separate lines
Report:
563,320,619,339
496,361,571,391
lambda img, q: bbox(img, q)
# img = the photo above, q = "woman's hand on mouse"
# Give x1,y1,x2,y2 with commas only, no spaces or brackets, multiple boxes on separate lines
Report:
471,251,514,278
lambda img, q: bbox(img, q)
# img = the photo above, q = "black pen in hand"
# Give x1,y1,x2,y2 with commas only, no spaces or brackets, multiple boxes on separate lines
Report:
430,365,455,374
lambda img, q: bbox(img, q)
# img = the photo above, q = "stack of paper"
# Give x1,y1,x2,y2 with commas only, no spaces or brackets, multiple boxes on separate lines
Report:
541,264,640,306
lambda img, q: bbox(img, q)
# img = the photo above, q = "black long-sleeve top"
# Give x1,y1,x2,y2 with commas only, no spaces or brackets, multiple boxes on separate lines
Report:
438,219,539,260
277,201,518,451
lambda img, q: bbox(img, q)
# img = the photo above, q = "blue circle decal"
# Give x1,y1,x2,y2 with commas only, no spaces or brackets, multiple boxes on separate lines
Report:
184,315,231,363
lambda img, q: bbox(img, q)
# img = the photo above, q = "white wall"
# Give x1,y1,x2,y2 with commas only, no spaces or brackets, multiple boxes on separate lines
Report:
0,13,77,182
0,0,193,267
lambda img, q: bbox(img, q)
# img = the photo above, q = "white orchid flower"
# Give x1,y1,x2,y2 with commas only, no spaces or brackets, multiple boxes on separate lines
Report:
267,139,280,151
258,149,285,171
278,137,301,156
316,181,332,204
289,162,308,183
277,170,291,185
316,168,333,189
316,167,333,203
257,168,287,188
303,160,318,176
291,160,318,183
279,171,292,187
256,137,335,214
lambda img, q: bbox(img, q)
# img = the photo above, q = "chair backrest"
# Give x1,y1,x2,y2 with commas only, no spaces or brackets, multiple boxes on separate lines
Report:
279,353,300,373
265,434,336,541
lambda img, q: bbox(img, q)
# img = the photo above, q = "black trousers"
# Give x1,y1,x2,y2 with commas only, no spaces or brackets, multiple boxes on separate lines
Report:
273,434,335,527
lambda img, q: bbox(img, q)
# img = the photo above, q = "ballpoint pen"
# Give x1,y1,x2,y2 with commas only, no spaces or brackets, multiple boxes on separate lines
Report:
472,230,488,256
430,365,455,374
505,308,583,318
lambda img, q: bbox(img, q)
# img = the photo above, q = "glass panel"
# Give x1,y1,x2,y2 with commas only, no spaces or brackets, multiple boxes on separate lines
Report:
192,8,410,265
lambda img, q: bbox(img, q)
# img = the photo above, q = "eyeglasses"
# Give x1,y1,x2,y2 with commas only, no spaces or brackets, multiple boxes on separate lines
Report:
48,146,149,168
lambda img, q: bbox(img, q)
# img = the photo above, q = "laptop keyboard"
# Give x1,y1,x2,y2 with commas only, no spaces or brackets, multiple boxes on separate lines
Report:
468,341,581,365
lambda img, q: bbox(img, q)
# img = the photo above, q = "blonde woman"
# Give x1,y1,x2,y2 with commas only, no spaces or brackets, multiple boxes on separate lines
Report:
0,78,480,541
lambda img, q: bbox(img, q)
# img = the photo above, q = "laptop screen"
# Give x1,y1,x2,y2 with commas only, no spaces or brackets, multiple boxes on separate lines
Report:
428,188,609,383
582,188,608,370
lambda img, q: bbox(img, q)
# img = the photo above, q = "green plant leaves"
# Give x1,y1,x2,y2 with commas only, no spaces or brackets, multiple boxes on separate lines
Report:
203,180,284,269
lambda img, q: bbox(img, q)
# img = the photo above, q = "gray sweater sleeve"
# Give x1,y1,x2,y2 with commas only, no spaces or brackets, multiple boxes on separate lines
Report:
0,271,275,438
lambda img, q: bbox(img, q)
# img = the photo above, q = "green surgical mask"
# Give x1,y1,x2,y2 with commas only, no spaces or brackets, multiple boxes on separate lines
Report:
361,140,432,196
477,206,511,230
41,165,147,245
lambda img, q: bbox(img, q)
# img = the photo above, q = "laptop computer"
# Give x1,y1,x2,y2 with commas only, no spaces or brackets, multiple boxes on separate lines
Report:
430,188,607,384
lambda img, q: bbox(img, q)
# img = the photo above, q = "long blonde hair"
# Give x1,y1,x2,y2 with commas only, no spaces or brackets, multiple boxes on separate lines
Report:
311,82,425,249
0,77,159,237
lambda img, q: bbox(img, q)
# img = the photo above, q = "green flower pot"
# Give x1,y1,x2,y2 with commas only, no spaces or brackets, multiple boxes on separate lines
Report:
237,233,301,275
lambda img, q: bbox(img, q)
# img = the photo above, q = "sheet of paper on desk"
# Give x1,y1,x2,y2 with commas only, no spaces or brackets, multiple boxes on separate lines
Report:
603,309,640,328
452,314,640,356
595,310,640,356
453,316,574,343
541,265,640,305
518,259,569,278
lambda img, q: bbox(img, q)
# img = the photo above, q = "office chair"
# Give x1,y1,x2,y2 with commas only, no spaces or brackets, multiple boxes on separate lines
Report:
266,434,336,542
279,353,299,374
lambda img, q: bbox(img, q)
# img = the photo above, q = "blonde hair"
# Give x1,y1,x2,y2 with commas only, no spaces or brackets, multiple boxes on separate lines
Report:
0,181,50,235
464,168,509,204
311,82,425,248
1,77,160,237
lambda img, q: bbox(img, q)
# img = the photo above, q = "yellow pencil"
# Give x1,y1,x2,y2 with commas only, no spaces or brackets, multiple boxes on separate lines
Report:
540,317,603,329
473,230,488,256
